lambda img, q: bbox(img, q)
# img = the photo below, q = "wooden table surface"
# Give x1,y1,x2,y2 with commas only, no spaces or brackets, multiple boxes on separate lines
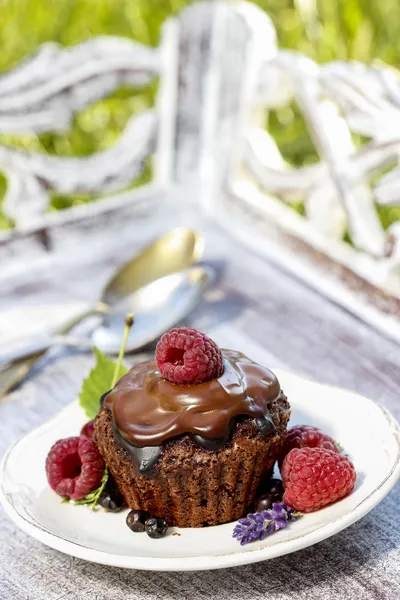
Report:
1,206,399,600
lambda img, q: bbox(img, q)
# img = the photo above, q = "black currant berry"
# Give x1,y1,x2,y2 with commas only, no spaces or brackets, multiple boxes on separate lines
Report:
252,478,284,512
126,510,150,533
98,489,125,512
145,516,168,539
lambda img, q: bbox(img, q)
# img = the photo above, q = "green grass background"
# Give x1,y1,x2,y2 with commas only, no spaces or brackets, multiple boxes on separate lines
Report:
1,0,400,229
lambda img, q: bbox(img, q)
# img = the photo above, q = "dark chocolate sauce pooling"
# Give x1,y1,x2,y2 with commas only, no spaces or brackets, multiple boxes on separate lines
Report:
103,350,280,474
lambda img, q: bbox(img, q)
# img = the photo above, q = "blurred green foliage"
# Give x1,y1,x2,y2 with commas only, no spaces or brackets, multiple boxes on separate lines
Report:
1,0,400,229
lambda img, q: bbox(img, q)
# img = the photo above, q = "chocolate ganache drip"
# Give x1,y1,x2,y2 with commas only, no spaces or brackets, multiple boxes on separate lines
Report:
102,350,281,474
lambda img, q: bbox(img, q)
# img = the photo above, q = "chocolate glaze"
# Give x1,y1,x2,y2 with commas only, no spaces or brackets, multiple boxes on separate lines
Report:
102,350,281,474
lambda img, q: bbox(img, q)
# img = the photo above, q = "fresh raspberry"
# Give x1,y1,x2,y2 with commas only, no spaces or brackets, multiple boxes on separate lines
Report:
155,327,224,384
281,447,356,512
279,425,340,468
80,420,95,440
45,436,105,500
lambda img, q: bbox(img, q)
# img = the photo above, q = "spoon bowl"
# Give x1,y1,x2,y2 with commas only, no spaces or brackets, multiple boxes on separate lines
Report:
92,266,213,354
102,228,204,306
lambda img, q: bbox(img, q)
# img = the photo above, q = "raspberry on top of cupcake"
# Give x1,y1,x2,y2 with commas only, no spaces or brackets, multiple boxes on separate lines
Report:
155,327,224,384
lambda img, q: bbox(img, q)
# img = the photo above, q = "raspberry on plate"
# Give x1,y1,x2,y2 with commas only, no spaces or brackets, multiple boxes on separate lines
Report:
45,436,105,500
281,447,356,512
155,327,224,384
80,420,95,440
279,424,340,468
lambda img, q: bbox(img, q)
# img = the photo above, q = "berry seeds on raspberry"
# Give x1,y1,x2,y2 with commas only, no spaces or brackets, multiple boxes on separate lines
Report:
45,436,105,500
279,424,340,468
155,327,224,384
281,447,356,513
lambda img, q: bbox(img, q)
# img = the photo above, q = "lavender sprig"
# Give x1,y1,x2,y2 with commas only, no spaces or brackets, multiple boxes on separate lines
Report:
232,502,300,546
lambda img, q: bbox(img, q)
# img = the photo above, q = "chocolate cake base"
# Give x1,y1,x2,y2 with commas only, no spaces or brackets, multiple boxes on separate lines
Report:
94,393,290,527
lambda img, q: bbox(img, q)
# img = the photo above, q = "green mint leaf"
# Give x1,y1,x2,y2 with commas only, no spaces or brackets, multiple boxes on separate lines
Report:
72,490,97,504
90,467,109,511
79,347,128,420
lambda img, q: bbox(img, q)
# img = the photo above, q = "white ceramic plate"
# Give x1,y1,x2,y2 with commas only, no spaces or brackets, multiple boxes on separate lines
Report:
1,368,400,571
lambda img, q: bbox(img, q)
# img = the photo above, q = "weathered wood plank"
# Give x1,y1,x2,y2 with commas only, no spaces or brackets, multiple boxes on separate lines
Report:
0,183,165,263
226,186,400,342
0,38,160,132
173,1,276,213
1,110,157,225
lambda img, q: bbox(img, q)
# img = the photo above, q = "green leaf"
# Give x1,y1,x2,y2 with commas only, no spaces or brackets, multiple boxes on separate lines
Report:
78,347,128,420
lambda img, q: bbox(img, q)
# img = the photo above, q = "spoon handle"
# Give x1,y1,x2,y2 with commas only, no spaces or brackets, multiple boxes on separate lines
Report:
0,339,55,367
0,302,108,398
0,302,108,366
56,301,108,334
0,354,43,400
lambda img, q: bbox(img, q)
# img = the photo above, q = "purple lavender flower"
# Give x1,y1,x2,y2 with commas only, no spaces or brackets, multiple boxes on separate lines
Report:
232,502,300,546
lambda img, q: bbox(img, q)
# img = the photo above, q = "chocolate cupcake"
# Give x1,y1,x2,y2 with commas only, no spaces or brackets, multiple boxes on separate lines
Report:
94,329,290,527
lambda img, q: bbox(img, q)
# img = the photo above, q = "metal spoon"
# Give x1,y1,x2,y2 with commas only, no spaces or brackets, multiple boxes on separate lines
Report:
0,228,203,395
1,266,212,362
92,266,212,353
